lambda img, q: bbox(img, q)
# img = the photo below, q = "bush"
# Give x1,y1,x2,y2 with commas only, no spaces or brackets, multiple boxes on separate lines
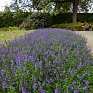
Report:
0,12,31,28
0,27,19,31
19,12,52,30
9,26,19,31
19,20,35,30
52,13,93,25
51,22,93,31
0,27,9,31
0,28,93,93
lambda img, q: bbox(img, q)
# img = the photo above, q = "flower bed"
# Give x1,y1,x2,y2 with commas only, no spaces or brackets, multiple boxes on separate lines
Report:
0,28,93,93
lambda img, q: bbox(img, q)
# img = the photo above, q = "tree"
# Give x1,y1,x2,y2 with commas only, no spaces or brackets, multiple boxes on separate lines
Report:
4,6,11,13
14,0,93,23
50,0,79,23
51,0,92,23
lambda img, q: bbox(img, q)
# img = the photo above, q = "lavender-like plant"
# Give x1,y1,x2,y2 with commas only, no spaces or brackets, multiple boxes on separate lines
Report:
0,28,93,93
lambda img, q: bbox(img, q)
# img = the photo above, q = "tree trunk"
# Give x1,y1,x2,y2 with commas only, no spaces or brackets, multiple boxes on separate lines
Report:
51,0,79,23
72,0,79,23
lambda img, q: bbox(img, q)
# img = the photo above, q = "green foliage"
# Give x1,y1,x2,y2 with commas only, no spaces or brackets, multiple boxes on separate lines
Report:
0,27,19,31
52,13,93,25
19,12,52,29
0,12,14,27
51,22,93,31
0,27,9,31
0,12,31,28
15,0,93,14
13,0,93,23
0,11,93,29
51,22,83,31
0,28,93,92
77,13,93,23
9,27,19,31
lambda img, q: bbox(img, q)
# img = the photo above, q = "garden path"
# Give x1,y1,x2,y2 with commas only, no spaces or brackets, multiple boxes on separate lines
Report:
75,31,93,54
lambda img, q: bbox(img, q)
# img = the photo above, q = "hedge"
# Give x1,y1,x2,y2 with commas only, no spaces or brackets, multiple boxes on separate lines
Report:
52,13,93,25
0,12,93,28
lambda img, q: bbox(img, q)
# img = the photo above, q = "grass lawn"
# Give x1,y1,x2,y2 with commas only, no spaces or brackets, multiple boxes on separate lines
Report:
0,30,35,45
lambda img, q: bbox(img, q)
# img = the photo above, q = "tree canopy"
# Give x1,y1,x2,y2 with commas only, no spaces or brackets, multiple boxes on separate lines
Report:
14,0,93,23
14,0,92,12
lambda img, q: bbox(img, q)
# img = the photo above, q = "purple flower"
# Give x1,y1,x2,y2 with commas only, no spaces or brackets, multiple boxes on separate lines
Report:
46,77,50,83
40,71,44,76
82,72,88,78
42,81,45,86
54,70,57,74
70,69,74,74
19,85,22,91
3,59,6,62
2,82,7,90
45,62,49,68
11,59,14,66
55,88,62,93
35,64,38,71
39,76,42,81
56,74,59,79
60,73,62,77
38,88,46,93
29,56,34,61
0,28,93,93
33,83,37,90
22,87,27,93
5,75,8,79
85,80,90,85
48,68,51,72
39,60,43,67
66,75,68,80
32,75,36,81
78,62,82,68
28,85,31,90
72,81,76,85
68,84,74,90
38,81,41,86
50,78,54,83
83,86,88,90
74,89,78,93
70,87,74,91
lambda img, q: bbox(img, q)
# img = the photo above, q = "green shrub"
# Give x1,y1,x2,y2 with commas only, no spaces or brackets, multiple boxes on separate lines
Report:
51,22,93,31
9,26,19,31
52,13,93,25
0,27,19,31
19,12,52,30
0,27,9,31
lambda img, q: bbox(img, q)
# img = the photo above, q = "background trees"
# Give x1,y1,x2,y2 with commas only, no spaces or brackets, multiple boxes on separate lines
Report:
0,0,93,28
14,0,93,23
0,3,30,28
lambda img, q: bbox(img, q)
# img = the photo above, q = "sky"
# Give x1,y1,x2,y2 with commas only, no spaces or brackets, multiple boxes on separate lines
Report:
0,0,14,11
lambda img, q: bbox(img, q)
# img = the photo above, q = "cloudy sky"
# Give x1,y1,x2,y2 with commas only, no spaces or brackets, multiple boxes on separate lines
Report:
0,0,14,11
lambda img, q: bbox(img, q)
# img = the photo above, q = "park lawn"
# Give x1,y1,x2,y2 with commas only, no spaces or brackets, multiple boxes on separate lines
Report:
0,30,35,45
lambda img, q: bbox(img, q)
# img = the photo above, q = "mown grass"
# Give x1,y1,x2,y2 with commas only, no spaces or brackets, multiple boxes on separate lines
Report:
0,30,35,45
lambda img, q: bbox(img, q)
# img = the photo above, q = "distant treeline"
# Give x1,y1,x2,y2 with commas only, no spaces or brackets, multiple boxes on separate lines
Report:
0,12,93,28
